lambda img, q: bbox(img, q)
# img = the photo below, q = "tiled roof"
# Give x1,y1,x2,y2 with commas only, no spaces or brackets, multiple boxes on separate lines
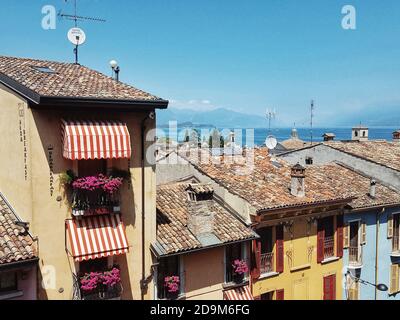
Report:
180,148,400,212
280,138,309,150
0,193,38,264
156,183,256,255
0,56,166,103
325,141,400,172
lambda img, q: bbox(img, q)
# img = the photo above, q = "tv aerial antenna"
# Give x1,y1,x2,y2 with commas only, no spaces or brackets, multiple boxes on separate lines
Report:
265,108,277,150
59,0,106,64
310,100,315,145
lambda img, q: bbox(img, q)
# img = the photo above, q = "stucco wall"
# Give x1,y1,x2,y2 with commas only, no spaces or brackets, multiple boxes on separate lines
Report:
183,247,225,300
253,216,343,300
280,144,400,190
343,206,400,300
0,85,157,300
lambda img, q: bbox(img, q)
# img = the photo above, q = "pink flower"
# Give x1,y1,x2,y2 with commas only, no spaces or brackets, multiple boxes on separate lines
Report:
164,275,180,293
232,259,248,275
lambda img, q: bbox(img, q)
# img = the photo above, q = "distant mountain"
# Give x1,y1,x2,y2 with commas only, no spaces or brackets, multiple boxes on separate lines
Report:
157,107,271,128
334,105,400,127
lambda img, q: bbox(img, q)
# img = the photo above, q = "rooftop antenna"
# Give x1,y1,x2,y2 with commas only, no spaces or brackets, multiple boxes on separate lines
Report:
310,100,315,145
59,0,106,64
265,108,278,151
266,108,276,135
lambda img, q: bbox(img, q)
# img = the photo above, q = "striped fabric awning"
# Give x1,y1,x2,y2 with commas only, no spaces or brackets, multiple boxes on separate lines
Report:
65,214,129,262
224,285,254,300
61,119,131,160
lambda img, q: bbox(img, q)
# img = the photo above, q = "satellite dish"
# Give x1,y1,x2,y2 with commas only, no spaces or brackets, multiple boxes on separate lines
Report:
68,27,86,46
265,135,278,150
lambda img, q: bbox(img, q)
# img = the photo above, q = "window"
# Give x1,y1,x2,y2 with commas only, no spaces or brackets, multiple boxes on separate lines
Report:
78,159,107,176
305,157,313,165
225,243,244,283
79,258,108,275
0,272,17,293
261,291,274,300
258,227,274,274
317,216,335,261
323,274,336,300
390,264,400,295
392,214,400,252
260,289,284,300
157,256,181,299
354,131,358,137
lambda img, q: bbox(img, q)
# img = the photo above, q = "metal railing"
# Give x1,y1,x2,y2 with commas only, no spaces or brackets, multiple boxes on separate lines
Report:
260,252,274,274
348,246,363,266
72,274,122,300
324,236,335,259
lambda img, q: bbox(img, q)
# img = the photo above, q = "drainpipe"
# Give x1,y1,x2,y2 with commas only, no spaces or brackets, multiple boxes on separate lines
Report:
140,111,155,300
375,208,385,300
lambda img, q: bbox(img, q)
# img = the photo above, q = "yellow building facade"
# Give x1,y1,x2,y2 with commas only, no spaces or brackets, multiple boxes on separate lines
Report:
251,203,346,300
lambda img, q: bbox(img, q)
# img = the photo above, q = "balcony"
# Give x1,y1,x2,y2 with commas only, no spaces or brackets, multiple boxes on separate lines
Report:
391,234,400,257
348,246,363,268
71,189,121,216
324,236,335,259
72,268,123,300
260,252,274,275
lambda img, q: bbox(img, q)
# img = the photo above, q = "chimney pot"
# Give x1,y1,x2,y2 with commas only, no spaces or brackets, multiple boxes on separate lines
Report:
393,130,400,143
290,163,305,197
369,179,377,198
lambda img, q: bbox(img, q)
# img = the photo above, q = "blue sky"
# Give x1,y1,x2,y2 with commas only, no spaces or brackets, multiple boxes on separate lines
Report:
1,0,400,126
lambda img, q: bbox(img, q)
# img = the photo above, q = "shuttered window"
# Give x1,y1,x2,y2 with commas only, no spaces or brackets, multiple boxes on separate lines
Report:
251,240,261,280
275,225,284,273
276,289,284,300
343,223,350,248
388,215,394,239
323,274,336,300
317,221,325,263
361,221,367,245
390,264,399,295
336,215,344,258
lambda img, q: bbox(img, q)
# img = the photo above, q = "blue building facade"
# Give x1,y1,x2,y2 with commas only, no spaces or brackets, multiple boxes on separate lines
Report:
343,206,400,300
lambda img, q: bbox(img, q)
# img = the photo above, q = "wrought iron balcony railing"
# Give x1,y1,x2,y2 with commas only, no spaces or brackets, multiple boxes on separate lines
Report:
71,189,121,216
348,246,363,267
72,273,122,300
260,252,274,274
324,236,335,259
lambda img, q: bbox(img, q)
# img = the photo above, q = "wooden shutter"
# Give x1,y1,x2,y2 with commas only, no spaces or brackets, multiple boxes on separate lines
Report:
276,289,284,300
388,215,394,239
251,240,261,280
361,221,367,245
390,264,399,295
343,223,350,249
317,220,325,263
323,274,336,300
275,225,284,273
336,215,344,258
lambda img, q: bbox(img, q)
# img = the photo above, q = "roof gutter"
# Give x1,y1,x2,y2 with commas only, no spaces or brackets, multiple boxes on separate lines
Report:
0,257,39,271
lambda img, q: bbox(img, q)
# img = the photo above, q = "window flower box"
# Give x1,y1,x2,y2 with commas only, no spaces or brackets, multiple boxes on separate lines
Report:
164,276,180,300
79,267,123,300
232,259,248,284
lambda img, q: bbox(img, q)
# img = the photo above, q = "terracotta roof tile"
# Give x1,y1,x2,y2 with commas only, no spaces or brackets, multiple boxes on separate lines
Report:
156,183,256,255
180,148,400,212
0,194,38,264
0,56,165,102
325,140,400,172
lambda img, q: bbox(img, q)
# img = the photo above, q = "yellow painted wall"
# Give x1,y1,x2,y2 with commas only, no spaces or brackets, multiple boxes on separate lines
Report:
253,216,343,300
0,85,157,300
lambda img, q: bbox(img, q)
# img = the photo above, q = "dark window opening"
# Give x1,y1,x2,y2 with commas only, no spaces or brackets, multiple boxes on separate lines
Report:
79,258,108,275
305,157,314,165
225,243,243,283
261,291,274,300
354,131,358,137
157,256,180,299
0,272,18,293
78,159,107,176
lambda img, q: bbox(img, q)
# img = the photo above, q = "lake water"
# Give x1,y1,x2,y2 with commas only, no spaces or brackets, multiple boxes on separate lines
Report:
156,126,398,147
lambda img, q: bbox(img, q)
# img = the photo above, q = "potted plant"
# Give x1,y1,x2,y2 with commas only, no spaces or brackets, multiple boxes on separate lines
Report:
164,276,180,300
80,267,122,300
232,259,248,283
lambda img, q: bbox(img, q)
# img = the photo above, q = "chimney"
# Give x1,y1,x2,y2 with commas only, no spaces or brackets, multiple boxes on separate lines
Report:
322,133,336,142
393,130,400,143
290,163,305,197
369,179,376,198
186,184,215,237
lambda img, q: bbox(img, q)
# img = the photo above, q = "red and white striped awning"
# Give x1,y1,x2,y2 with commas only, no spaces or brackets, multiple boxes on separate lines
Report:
65,214,129,262
61,119,131,160
224,286,254,300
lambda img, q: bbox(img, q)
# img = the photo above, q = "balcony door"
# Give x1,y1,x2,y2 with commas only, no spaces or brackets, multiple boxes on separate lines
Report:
349,221,359,248
393,214,400,252
258,227,274,274
78,159,107,176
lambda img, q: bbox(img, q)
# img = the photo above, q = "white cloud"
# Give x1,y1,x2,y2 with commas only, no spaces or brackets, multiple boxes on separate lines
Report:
169,99,218,111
